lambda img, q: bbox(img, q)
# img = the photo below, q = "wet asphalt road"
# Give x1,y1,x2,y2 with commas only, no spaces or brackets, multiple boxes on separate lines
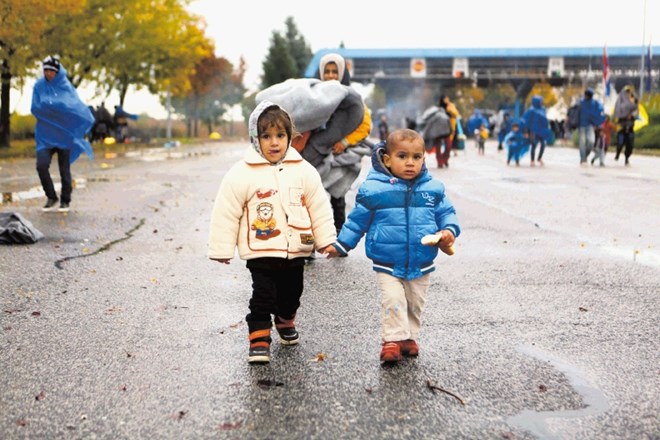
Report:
0,140,658,439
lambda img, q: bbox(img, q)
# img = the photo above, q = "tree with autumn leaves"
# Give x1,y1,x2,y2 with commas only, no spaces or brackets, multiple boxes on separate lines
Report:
0,0,244,147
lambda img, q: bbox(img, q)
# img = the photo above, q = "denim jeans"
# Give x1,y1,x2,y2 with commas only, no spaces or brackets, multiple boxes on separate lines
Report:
36,148,72,203
578,126,595,163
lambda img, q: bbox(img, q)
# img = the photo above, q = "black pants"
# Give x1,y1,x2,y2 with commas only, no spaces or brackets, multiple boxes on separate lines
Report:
530,133,546,161
331,196,346,232
36,148,72,203
616,130,634,160
246,257,305,332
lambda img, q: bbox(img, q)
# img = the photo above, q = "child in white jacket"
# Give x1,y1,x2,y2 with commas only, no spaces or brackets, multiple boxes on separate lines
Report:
208,101,336,364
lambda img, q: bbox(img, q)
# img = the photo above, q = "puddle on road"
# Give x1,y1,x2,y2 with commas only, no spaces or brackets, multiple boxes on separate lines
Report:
507,344,609,440
599,245,660,269
2,179,86,204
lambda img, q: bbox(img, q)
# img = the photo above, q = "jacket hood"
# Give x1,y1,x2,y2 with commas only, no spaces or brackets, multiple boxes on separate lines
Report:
531,95,543,108
319,53,350,85
248,100,292,164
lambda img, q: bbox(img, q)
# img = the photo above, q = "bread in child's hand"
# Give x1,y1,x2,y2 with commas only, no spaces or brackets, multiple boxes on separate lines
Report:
421,234,440,246
421,234,455,255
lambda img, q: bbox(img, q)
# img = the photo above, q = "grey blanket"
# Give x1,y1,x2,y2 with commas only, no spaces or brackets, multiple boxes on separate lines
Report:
256,78,350,132
256,78,365,167
0,212,44,244
317,141,373,199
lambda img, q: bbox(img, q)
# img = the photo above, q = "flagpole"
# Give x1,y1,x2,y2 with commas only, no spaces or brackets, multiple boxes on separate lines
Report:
639,0,647,99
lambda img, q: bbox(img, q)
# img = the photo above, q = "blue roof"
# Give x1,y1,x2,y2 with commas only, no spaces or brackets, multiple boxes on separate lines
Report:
305,46,657,77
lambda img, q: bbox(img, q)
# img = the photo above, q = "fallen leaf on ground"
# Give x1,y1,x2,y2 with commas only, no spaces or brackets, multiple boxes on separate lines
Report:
311,352,327,362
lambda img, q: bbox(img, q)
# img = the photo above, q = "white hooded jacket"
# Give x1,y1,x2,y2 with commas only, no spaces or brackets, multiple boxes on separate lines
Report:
208,101,336,260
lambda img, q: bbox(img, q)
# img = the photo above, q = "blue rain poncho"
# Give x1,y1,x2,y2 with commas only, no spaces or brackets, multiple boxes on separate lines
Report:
31,64,95,163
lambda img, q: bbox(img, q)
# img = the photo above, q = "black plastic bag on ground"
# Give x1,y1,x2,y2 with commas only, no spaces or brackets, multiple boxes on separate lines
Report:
0,212,44,244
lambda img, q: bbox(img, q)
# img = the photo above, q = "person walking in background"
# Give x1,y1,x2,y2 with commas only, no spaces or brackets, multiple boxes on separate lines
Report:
613,85,639,166
497,111,512,151
503,119,530,166
317,53,373,233
113,105,138,143
378,114,389,141
522,95,552,166
31,56,95,212
591,114,616,166
323,129,460,364
416,103,452,167
475,122,489,156
208,101,337,364
577,88,605,167
437,95,460,168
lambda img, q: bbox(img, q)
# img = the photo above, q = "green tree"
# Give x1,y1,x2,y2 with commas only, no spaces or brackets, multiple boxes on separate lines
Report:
284,17,312,77
261,17,312,88
261,33,298,88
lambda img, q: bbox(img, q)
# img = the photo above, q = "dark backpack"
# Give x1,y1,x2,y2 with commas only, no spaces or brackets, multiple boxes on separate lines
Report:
567,105,580,130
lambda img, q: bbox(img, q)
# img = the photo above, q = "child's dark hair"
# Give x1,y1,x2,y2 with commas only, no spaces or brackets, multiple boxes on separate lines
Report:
385,128,424,153
258,105,295,142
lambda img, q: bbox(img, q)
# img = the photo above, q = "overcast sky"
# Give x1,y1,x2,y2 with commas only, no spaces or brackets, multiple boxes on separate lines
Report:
11,0,657,118
191,0,656,90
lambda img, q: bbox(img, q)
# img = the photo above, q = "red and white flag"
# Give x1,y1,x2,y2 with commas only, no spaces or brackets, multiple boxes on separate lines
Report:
603,44,611,97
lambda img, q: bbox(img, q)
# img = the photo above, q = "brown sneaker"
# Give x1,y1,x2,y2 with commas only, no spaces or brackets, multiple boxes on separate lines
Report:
380,342,402,363
398,339,419,357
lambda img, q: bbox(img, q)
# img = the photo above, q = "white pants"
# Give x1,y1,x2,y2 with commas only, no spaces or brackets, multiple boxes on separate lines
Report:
376,272,431,342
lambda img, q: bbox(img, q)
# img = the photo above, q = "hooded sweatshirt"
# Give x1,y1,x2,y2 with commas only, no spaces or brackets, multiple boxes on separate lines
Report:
208,101,336,261
31,64,95,163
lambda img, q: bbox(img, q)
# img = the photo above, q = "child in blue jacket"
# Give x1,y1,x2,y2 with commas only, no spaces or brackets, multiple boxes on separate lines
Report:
504,119,530,166
323,129,460,363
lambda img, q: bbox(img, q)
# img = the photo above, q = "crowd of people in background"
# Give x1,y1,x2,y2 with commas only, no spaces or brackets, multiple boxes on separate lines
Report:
394,85,641,169
88,102,138,144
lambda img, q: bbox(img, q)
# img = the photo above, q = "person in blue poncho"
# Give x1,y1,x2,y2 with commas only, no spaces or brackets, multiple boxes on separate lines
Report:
504,119,530,166
31,56,95,212
522,95,552,166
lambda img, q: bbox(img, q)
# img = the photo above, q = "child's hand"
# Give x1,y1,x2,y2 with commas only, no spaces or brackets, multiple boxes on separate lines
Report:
211,258,231,264
437,229,456,255
332,141,347,154
421,230,456,255
319,244,341,258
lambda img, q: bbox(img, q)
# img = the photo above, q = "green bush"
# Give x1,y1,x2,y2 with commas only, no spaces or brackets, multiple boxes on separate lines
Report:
10,113,36,140
636,123,659,149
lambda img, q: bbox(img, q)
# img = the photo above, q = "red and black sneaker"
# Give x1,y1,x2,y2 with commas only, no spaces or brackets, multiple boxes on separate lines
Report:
275,316,299,345
248,329,271,364
398,339,419,357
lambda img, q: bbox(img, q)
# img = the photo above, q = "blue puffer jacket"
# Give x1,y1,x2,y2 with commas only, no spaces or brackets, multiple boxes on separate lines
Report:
333,144,461,280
